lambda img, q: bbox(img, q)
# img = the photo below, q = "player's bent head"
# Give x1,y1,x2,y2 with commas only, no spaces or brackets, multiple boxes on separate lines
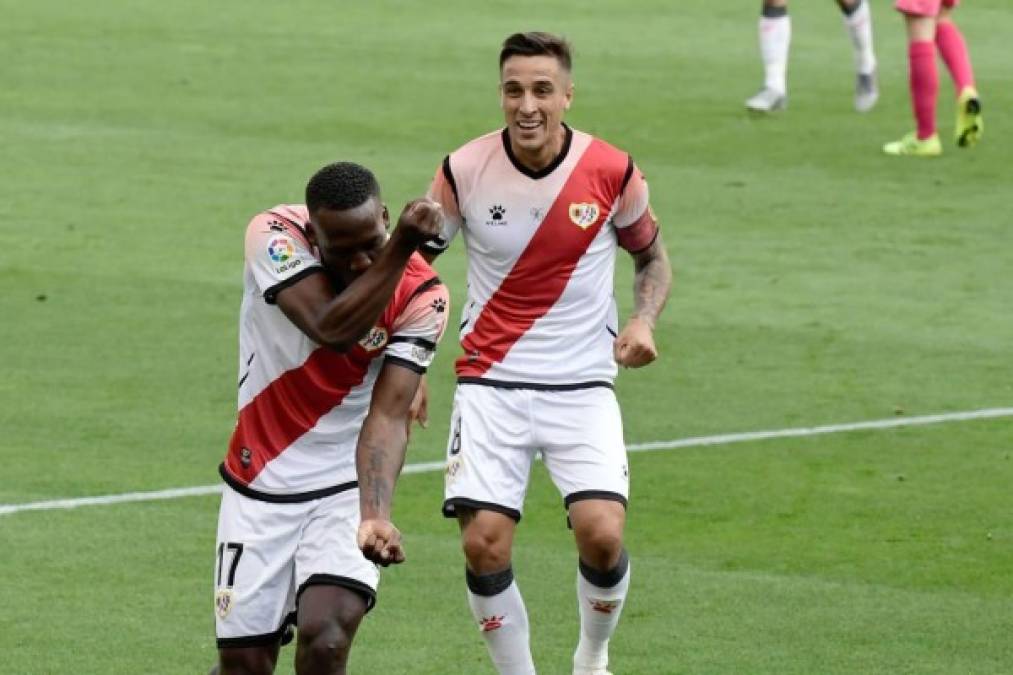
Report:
500,32,572,74
306,161,380,214
304,162,389,282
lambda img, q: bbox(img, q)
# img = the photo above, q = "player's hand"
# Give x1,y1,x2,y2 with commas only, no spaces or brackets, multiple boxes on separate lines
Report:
406,375,429,440
394,198,443,246
613,317,658,368
357,518,406,566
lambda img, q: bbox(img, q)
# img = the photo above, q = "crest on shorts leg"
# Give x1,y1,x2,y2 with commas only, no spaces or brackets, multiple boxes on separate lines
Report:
215,590,234,619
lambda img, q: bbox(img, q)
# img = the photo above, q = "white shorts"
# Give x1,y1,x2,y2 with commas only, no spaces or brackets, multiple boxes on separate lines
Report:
213,485,380,647
442,384,629,522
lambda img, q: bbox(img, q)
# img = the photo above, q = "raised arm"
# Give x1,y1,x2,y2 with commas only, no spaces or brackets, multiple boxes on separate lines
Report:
276,199,441,351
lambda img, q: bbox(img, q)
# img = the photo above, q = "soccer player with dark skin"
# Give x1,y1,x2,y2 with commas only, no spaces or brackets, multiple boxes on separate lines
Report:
422,33,672,675
211,167,443,675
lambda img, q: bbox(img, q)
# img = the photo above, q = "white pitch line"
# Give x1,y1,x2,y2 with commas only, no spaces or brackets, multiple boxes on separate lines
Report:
2,407,1010,517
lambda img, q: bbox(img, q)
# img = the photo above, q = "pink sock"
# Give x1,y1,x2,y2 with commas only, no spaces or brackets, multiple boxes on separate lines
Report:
908,41,938,140
935,21,976,94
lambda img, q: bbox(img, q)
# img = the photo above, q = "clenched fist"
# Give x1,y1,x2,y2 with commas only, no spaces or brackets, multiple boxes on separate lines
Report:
357,518,406,567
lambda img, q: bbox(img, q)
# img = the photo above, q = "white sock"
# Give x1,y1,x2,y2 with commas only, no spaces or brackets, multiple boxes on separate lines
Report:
842,0,876,75
759,13,791,94
573,551,631,672
467,568,536,675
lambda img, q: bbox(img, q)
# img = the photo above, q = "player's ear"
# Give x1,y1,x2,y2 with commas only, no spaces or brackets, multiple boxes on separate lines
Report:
564,82,574,110
382,204,390,230
304,218,319,248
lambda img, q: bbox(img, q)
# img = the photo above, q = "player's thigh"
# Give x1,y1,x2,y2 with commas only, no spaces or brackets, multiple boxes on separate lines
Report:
214,487,304,649
443,384,537,522
295,489,380,617
535,387,629,510
296,584,369,648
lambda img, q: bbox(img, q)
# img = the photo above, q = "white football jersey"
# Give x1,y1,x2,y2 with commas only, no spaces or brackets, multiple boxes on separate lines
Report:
425,126,657,388
221,204,449,500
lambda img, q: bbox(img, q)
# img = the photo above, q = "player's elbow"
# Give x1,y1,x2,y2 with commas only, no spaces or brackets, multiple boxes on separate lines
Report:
313,328,358,353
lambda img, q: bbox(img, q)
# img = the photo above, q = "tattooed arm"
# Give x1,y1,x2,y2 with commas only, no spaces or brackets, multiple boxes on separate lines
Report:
614,231,672,368
355,361,422,566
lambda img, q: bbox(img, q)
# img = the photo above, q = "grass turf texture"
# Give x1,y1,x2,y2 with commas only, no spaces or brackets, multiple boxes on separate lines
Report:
1,0,1011,672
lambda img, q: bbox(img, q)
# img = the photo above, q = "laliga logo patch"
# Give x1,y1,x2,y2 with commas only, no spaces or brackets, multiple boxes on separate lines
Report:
358,326,389,351
215,590,234,619
568,202,600,229
267,236,295,263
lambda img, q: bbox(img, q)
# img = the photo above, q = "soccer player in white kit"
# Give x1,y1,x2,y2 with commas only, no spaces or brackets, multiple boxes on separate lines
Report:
422,33,673,675
746,0,879,113
211,162,448,675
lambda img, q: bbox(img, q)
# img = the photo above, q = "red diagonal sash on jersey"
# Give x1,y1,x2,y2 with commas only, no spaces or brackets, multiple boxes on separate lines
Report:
225,348,370,485
456,140,625,378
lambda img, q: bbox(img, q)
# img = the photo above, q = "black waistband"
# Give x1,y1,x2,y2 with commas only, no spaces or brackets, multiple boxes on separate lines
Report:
219,464,358,503
456,377,614,391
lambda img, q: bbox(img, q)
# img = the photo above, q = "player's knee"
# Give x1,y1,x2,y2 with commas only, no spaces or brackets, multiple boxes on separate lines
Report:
461,528,511,572
296,617,353,667
575,526,624,570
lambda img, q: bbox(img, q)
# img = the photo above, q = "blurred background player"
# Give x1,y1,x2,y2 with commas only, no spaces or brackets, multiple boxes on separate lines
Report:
210,163,448,675
746,0,879,113
423,32,671,675
883,0,983,156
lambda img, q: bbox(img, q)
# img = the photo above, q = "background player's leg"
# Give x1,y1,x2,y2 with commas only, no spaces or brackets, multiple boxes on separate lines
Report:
215,644,281,675
837,0,879,111
569,499,629,675
885,9,941,155
934,7,982,147
293,585,368,675
458,507,535,675
747,0,790,112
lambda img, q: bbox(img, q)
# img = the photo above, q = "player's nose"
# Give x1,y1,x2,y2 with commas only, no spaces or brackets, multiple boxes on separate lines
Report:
519,91,538,114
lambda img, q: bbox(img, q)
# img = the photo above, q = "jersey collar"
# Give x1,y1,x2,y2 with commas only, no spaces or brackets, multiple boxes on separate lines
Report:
501,123,573,180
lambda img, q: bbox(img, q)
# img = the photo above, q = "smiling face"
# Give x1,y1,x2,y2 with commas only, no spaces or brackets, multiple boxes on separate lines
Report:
500,54,573,170
306,195,389,286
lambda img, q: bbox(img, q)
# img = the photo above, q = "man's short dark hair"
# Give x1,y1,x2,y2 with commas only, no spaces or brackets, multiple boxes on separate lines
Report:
305,162,380,213
499,32,572,72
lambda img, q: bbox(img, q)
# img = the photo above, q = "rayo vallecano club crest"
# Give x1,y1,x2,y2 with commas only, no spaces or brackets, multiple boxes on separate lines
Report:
568,202,600,229
215,589,233,619
358,326,389,351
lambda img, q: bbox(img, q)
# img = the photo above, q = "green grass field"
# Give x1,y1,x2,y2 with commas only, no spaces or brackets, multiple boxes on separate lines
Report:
2,0,1012,672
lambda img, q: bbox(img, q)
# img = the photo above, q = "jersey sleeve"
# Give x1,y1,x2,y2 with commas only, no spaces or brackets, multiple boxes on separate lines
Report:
612,161,659,254
420,156,464,257
244,213,322,304
383,282,451,373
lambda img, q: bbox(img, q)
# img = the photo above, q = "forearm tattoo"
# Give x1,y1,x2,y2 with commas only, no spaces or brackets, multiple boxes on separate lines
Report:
632,240,672,327
361,440,393,517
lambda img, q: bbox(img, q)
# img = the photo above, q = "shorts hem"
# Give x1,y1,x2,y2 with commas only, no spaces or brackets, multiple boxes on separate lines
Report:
297,574,377,613
442,497,522,523
216,620,291,649
563,490,629,510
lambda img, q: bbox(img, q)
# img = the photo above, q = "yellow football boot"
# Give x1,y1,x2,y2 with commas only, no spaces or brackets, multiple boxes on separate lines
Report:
955,87,983,148
883,132,942,157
